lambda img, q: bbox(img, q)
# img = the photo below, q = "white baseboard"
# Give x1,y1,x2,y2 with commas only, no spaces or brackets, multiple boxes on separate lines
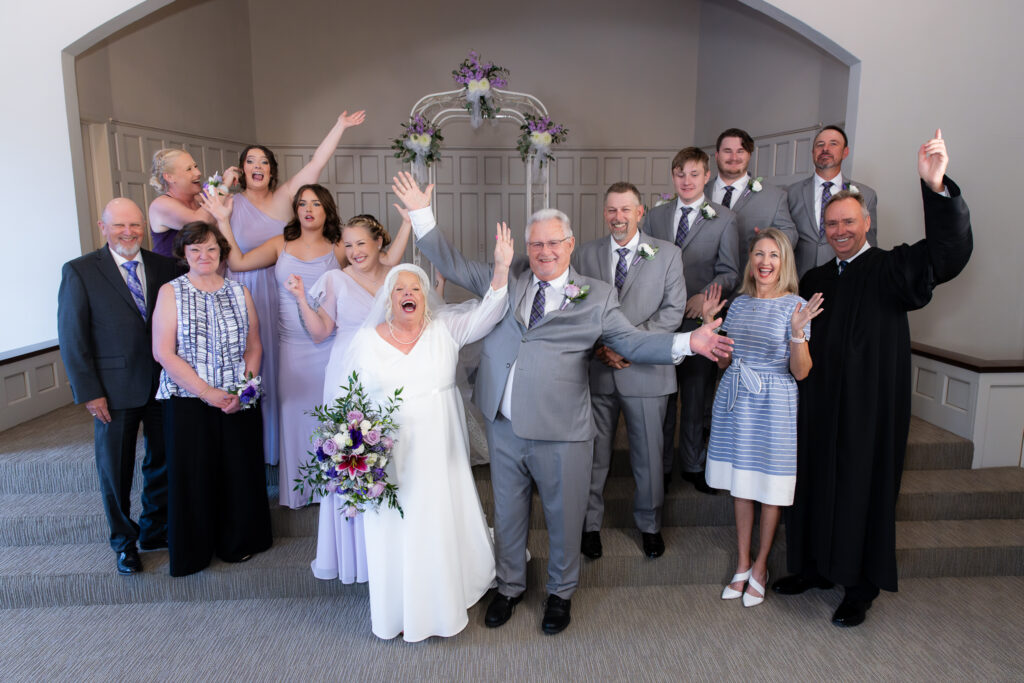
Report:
0,348,74,432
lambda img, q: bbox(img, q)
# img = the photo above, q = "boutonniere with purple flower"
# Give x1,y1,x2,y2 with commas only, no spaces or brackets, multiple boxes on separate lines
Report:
452,50,510,129
700,201,717,220
748,176,765,193
231,372,262,410
633,243,659,265
844,182,861,195
559,281,590,310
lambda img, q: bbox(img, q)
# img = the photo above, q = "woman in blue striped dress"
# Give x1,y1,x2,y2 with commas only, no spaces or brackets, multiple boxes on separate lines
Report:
703,228,824,607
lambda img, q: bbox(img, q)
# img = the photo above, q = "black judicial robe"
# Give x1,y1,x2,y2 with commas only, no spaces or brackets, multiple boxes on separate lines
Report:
786,177,972,592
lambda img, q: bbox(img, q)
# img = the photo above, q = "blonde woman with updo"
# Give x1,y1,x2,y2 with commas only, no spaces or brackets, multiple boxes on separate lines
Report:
147,149,215,257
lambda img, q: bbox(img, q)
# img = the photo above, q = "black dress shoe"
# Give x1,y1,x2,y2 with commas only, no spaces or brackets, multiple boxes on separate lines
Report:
771,574,835,595
663,472,672,494
484,592,522,628
832,597,872,627
581,530,603,559
541,595,571,635
641,531,665,558
116,547,142,575
139,537,167,551
681,470,717,495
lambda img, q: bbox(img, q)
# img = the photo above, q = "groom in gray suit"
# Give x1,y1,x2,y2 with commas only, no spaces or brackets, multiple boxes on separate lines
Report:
392,172,733,635
788,125,879,276
572,182,685,561
709,127,797,271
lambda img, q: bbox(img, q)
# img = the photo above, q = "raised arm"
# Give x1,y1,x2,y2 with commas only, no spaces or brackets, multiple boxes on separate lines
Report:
379,203,413,267
276,110,367,202
918,129,972,285
200,191,282,271
788,293,822,380
283,273,336,343
148,195,214,234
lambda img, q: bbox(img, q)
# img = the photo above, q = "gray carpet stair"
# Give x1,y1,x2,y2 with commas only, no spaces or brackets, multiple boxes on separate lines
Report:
0,403,1020,610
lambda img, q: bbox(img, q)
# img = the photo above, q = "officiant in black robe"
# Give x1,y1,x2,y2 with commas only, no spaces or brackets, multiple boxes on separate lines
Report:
773,131,972,627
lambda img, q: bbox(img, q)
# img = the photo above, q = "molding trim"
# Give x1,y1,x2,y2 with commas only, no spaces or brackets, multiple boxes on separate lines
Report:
0,348,74,432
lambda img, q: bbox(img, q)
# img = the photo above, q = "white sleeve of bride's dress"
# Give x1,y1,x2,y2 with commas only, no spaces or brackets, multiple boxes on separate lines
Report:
439,284,508,347
308,270,341,323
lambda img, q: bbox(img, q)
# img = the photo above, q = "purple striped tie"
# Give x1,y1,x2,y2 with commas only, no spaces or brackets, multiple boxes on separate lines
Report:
121,261,147,319
675,207,692,247
614,248,629,291
819,181,834,237
721,186,734,209
528,281,549,328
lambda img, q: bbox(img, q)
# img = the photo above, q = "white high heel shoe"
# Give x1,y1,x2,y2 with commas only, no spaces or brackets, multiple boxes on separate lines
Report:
743,571,769,607
721,567,752,600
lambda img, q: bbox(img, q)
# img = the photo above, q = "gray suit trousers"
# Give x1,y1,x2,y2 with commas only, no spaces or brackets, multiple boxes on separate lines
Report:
487,415,593,600
587,393,667,534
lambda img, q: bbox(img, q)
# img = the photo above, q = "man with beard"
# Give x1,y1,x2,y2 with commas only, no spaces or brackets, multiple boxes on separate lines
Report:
58,198,181,574
788,125,879,277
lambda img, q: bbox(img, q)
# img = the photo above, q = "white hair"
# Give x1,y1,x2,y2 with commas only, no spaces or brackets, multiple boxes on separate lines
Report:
525,208,572,242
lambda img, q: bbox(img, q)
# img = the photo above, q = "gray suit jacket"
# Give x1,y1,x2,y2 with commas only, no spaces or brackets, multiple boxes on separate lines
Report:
572,234,685,398
642,200,741,300
713,180,797,271
788,176,879,277
417,228,677,442
57,247,181,410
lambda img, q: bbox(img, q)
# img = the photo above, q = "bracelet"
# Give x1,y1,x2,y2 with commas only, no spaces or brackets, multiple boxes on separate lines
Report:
198,387,212,403
790,334,806,344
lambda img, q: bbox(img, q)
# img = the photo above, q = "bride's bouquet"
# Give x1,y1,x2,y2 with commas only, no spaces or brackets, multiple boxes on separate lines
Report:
296,372,404,517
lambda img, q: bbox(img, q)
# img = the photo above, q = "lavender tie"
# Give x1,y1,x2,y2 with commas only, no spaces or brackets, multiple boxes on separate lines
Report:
121,261,147,319
721,186,734,209
614,248,629,291
819,181,834,237
675,207,692,247
528,281,549,328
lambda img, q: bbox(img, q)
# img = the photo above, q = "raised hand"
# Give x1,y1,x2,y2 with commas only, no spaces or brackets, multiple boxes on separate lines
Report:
392,171,434,211
689,318,734,363
918,129,948,193
339,110,366,130
284,273,305,300
701,283,726,322
393,203,410,223
684,292,706,319
222,166,242,188
791,292,824,337
199,189,234,222
493,222,514,269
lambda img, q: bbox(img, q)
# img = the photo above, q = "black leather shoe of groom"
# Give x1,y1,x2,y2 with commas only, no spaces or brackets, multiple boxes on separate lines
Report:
541,595,572,635
116,546,142,575
641,532,665,558
831,597,872,627
581,530,603,559
681,470,717,495
484,592,523,628
771,574,835,595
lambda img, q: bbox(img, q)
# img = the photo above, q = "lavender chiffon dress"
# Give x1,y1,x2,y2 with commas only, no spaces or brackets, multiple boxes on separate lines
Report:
308,270,374,584
275,250,339,509
226,194,286,466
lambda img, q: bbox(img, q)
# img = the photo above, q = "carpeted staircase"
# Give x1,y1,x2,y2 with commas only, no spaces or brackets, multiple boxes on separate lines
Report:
1,403,1022,611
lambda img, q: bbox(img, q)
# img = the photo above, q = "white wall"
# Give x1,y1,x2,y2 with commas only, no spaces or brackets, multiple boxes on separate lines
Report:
0,0,1021,359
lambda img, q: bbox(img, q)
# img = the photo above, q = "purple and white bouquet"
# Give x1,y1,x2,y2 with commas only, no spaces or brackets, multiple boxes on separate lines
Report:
230,372,262,410
391,115,444,185
203,171,230,197
296,372,404,518
452,50,510,128
517,114,568,180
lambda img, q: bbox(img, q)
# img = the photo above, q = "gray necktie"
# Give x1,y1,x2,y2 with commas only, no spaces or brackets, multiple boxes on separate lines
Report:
529,281,549,328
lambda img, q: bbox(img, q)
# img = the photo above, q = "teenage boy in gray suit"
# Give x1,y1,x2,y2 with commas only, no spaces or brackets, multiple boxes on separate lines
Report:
572,182,685,561
57,198,181,575
710,127,797,269
392,172,733,635
788,124,879,277
644,147,741,495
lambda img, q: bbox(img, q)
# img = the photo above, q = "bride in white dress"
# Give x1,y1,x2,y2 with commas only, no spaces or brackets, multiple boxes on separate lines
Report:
344,224,513,642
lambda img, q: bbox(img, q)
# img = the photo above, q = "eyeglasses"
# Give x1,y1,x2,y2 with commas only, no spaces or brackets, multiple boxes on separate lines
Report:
527,237,572,251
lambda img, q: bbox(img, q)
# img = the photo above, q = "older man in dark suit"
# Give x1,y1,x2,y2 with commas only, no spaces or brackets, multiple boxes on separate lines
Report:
57,198,181,574
572,182,685,560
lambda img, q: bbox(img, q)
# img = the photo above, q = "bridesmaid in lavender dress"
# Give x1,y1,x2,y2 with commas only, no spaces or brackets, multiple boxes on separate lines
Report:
283,212,412,584
221,109,366,465
147,149,215,257
207,187,411,512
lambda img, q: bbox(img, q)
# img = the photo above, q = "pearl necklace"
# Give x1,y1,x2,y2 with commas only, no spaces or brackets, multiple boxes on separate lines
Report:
387,319,426,345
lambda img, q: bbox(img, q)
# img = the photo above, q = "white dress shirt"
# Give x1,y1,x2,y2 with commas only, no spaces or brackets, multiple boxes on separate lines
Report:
607,230,641,281
712,173,749,209
814,172,845,227
108,247,146,305
673,196,708,236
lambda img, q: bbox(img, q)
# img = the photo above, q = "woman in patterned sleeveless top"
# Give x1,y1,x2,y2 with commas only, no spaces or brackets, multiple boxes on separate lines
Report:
152,221,272,577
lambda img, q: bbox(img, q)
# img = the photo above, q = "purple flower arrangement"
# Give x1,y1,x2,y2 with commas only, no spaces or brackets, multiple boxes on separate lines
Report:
231,372,262,410
516,113,568,166
391,115,444,183
452,50,510,126
297,372,404,517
